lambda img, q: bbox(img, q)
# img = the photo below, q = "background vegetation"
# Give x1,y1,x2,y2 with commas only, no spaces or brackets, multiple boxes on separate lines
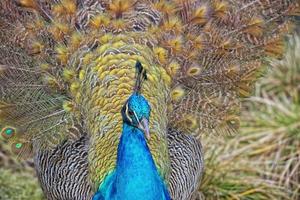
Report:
200,34,300,200
0,135,43,200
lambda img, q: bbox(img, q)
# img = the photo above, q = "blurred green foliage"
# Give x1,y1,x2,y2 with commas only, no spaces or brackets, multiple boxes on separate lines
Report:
200,34,300,199
0,168,43,200
0,125,44,200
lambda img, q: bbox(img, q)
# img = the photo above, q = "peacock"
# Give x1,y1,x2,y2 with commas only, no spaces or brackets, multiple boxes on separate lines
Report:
93,61,171,200
0,0,299,200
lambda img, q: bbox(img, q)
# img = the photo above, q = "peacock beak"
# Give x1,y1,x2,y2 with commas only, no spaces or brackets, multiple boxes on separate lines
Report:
138,118,150,139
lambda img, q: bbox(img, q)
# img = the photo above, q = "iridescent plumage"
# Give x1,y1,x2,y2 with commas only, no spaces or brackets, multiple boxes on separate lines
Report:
0,0,299,199
94,82,170,199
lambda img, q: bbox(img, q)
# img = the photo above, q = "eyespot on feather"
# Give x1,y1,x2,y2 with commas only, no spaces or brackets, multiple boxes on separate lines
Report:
108,0,134,18
161,17,182,33
153,1,176,16
39,63,51,71
183,115,198,131
154,47,168,64
29,42,44,55
171,86,185,102
167,61,180,76
49,25,64,41
55,45,69,65
243,17,264,37
79,70,86,81
191,5,209,25
43,75,61,90
89,14,110,29
187,34,204,51
224,115,240,130
1,127,16,139
111,19,128,32
61,0,77,15
19,0,38,9
63,101,75,112
263,38,285,58
187,66,202,76
167,37,183,54
212,1,228,19
52,4,65,16
70,33,83,51
70,82,80,95
11,142,32,157
63,69,76,82
11,142,22,153
0,64,8,74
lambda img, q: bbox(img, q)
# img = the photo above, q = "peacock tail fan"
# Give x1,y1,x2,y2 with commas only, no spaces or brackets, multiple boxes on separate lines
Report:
0,0,299,188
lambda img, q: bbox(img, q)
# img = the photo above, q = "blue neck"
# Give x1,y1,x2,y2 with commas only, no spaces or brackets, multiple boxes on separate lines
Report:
117,123,155,170
94,123,170,200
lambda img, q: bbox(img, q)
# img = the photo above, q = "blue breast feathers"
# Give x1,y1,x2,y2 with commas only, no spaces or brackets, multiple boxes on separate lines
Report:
93,93,170,200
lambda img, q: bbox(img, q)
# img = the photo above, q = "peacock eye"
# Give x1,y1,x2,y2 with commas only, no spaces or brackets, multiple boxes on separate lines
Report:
128,110,134,116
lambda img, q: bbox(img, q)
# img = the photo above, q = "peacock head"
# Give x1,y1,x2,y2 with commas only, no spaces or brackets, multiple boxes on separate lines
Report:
121,61,151,139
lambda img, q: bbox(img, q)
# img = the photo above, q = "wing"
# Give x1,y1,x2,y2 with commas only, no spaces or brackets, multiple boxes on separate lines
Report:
167,127,204,200
34,136,93,200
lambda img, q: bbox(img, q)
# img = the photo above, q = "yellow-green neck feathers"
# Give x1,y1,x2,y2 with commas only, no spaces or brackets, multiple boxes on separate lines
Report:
74,34,171,186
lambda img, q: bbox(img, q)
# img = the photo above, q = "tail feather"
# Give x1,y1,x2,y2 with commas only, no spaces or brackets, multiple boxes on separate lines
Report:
0,40,69,156
166,0,298,136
